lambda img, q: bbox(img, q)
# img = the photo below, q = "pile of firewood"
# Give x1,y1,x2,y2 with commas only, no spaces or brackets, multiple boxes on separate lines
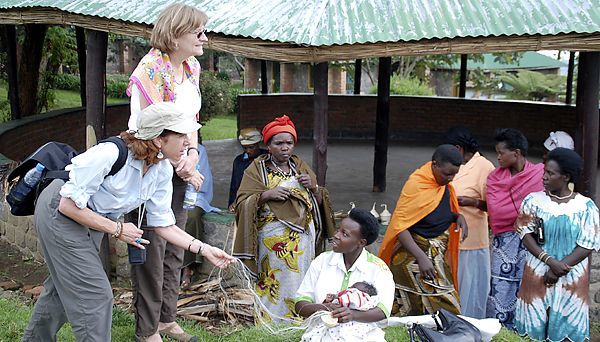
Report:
113,278,256,325
176,278,256,324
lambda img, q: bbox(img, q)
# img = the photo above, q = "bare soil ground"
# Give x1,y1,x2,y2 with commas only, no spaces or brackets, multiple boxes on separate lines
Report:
0,239,47,288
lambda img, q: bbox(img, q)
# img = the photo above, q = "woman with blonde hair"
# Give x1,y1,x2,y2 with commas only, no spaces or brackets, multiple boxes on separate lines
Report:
21,102,233,342
126,3,210,341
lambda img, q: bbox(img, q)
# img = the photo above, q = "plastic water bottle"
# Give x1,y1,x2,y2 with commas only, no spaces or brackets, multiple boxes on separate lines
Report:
183,183,197,210
12,163,45,202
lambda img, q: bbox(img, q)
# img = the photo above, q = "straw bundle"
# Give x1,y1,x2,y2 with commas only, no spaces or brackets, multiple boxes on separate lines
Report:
177,278,256,324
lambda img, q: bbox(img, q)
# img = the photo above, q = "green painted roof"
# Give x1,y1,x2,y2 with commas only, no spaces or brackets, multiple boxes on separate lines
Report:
440,52,568,71
1,0,599,46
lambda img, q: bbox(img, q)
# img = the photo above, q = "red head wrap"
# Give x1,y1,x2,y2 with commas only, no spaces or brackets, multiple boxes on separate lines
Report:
261,115,297,144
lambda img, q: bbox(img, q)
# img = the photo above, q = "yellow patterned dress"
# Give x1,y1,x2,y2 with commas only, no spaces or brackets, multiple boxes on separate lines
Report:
255,169,316,321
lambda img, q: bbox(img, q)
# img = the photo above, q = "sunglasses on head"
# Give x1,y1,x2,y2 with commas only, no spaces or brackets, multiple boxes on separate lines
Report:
196,29,207,39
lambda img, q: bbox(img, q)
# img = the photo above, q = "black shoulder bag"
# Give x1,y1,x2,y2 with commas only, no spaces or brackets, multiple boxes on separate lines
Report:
408,308,482,342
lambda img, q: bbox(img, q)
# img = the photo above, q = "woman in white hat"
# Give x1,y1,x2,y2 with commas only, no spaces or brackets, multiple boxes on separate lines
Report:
22,102,234,342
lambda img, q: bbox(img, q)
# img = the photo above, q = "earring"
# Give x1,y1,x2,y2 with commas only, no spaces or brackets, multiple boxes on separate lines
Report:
174,42,179,50
568,182,575,191
157,150,164,159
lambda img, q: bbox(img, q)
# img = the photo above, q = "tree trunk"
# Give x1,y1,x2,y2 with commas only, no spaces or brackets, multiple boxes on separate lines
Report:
17,24,47,117
76,27,87,107
1,25,21,119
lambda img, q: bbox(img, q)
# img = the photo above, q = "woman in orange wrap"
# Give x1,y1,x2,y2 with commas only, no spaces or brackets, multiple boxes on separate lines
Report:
379,145,468,315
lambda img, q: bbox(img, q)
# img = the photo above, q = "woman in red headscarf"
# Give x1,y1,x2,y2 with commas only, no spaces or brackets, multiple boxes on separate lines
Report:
233,115,336,320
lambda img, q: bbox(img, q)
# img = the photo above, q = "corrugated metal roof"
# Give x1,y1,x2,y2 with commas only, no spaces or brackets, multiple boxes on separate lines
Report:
440,51,568,71
1,0,599,46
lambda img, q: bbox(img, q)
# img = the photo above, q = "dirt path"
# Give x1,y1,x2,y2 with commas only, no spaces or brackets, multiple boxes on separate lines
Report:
0,239,47,288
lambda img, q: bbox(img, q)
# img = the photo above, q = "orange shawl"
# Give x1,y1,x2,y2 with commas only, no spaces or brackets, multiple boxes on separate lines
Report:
378,161,461,289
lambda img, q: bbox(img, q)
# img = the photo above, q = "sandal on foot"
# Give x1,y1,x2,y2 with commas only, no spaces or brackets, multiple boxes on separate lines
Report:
159,322,197,342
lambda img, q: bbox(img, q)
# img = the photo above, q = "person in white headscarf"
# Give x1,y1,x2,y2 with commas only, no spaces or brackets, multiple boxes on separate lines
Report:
543,131,574,162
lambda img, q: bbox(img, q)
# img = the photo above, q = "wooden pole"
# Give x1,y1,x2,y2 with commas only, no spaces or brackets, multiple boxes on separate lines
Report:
373,57,391,192
565,51,575,105
85,29,107,147
86,29,110,277
2,25,21,119
76,27,87,107
313,62,328,186
459,54,468,98
575,52,600,201
261,60,268,94
354,59,362,95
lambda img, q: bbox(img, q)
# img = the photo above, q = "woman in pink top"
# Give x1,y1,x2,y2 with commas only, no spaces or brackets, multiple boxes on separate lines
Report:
444,127,495,319
485,128,543,329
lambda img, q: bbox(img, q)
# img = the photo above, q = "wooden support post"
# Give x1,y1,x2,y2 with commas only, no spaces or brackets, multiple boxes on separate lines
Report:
2,25,20,119
373,57,391,192
313,62,328,186
261,60,268,94
86,29,110,277
76,27,87,107
354,59,362,95
575,52,600,201
565,51,575,105
85,29,107,147
459,54,468,98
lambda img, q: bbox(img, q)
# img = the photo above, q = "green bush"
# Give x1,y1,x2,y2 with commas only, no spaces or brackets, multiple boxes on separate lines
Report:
0,100,10,123
199,71,235,120
106,74,130,99
370,75,435,96
55,73,80,91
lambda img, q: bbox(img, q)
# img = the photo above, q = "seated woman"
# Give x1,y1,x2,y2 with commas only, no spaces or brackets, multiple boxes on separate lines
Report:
379,145,468,316
515,148,599,341
233,115,336,320
295,209,395,342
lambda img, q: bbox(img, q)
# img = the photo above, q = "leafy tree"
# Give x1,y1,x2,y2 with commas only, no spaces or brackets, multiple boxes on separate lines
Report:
369,74,435,96
499,70,566,101
38,26,78,111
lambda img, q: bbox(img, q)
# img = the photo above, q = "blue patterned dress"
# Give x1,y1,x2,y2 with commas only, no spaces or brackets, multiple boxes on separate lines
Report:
515,192,600,342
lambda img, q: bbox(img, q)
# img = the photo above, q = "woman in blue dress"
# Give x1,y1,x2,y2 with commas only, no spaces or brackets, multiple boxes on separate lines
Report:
515,148,599,341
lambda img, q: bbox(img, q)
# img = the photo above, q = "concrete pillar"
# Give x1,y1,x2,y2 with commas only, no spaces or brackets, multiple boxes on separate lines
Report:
280,63,295,92
244,58,260,90
328,66,347,94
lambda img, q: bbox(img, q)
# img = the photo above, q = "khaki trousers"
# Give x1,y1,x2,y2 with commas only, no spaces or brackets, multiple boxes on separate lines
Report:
130,174,188,337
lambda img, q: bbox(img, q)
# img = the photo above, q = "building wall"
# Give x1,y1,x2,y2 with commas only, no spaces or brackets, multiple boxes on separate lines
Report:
238,94,576,147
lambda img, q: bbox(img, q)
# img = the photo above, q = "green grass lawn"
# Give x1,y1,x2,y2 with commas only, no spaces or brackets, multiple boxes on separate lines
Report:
0,295,528,341
201,114,237,141
52,89,128,109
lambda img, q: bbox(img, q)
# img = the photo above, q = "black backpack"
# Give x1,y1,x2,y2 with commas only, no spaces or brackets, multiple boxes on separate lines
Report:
6,136,128,216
